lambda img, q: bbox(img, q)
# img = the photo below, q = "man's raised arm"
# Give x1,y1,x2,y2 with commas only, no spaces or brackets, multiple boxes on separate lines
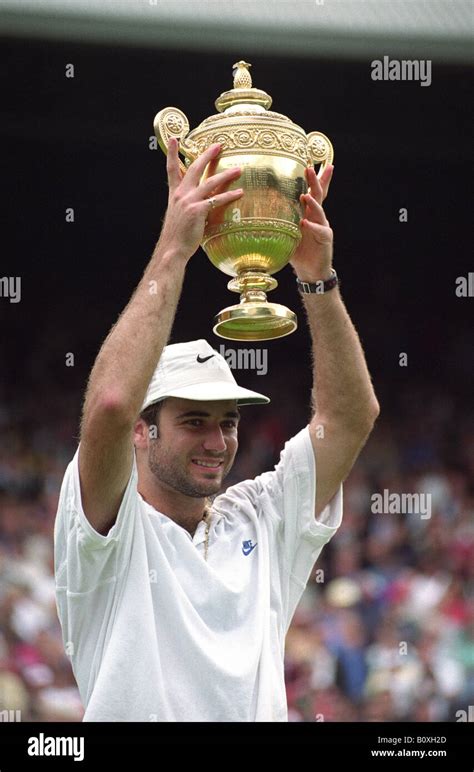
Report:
291,164,380,519
78,140,243,534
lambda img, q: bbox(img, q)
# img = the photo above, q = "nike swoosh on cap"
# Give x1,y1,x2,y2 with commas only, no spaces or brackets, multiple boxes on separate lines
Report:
196,354,215,363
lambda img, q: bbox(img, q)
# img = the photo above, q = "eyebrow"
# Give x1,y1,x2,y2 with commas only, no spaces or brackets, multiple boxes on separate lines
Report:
175,410,241,420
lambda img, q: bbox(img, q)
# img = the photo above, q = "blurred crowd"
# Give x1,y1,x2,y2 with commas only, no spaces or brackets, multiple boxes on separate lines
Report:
0,383,473,722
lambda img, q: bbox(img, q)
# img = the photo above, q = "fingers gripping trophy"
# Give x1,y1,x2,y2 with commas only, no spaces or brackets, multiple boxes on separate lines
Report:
154,60,334,341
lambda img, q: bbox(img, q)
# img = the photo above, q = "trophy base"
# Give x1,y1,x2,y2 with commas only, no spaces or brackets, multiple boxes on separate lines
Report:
213,301,297,341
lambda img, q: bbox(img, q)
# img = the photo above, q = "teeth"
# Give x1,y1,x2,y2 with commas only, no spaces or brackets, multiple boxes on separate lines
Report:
193,460,221,468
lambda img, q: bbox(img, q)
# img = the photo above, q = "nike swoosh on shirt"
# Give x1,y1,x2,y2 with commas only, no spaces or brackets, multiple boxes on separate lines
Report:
242,542,257,556
196,354,215,363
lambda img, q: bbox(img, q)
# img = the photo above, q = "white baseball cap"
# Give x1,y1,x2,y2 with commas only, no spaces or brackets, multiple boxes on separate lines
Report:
141,339,270,411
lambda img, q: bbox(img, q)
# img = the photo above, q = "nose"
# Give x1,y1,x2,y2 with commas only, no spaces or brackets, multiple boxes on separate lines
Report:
202,424,227,453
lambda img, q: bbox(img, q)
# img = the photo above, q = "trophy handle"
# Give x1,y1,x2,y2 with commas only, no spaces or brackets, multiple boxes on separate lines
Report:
307,131,334,178
153,107,196,175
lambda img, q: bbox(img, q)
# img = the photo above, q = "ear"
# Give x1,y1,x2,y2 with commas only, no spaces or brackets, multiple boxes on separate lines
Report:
133,418,149,450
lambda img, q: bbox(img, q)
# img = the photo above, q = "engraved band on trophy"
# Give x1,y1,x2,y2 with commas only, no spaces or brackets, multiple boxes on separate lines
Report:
153,60,334,341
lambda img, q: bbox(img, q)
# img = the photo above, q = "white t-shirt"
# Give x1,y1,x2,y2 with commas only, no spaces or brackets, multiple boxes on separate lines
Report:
54,426,342,722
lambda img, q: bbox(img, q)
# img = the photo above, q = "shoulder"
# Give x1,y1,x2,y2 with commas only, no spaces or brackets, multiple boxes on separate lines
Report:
211,426,313,518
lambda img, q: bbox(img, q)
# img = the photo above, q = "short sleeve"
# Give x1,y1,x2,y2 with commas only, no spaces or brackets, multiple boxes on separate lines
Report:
272,427,343,623
54,444,139,594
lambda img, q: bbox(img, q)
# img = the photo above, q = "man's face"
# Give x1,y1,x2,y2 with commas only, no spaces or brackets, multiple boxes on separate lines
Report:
146,398,239,498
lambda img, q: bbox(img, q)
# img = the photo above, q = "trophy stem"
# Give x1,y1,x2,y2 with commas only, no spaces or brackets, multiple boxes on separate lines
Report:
227,271,278,295
240,289,268,304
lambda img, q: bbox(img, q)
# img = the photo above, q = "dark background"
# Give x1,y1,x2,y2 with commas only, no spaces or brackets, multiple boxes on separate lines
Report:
1,38,472,420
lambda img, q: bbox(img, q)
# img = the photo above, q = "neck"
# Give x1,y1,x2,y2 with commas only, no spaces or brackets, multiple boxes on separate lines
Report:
137,479,208,536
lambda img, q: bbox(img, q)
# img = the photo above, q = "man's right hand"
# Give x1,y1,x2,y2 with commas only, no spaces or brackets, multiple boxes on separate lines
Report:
158,138,243,261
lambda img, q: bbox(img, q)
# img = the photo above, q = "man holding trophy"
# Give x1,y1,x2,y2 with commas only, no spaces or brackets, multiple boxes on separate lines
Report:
54,63,379,721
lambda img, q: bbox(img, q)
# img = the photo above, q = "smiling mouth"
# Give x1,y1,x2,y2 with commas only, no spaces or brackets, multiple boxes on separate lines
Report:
191,459,223,469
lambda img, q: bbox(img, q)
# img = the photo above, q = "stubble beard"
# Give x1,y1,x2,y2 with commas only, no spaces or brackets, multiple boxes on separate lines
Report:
148,440,233,498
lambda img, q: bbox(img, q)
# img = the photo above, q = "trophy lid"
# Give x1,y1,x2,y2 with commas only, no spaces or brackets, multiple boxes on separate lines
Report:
215,61,273,113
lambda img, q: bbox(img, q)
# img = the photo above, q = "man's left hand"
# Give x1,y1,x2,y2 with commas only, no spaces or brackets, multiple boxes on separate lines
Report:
290,164,334,281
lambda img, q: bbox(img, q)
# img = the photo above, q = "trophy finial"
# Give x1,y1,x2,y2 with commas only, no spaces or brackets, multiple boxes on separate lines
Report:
232,61,252,89
215,61,271,112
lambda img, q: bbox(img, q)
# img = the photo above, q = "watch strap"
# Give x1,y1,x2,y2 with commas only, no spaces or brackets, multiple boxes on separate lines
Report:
296,269,339,294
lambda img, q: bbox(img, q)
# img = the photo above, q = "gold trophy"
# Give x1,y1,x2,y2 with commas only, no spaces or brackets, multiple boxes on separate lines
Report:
154,61,334,341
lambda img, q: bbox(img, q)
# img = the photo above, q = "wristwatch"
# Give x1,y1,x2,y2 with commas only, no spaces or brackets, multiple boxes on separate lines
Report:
296,268,339,294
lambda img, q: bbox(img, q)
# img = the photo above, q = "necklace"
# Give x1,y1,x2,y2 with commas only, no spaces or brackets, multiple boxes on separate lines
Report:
202,508,212,561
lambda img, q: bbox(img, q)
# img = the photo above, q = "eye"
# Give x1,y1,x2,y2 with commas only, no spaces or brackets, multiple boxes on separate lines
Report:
222,420,237,429
185,419,203,427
